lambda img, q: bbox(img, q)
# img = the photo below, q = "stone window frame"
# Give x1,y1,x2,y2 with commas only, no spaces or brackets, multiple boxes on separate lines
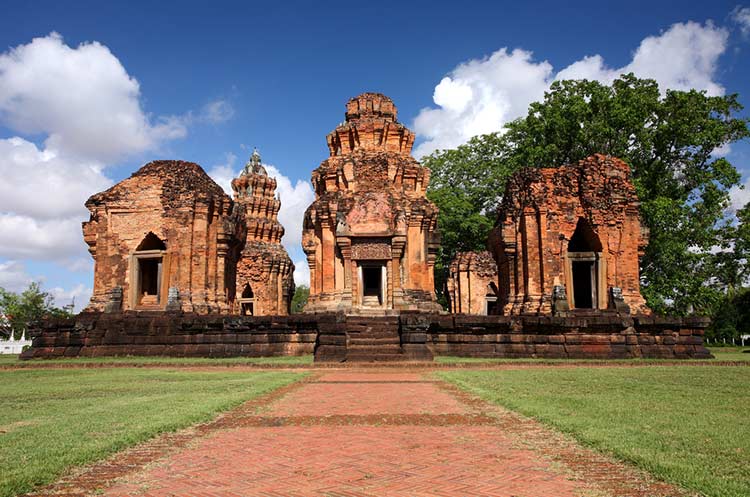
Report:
129,249,170,310
356,261,388,308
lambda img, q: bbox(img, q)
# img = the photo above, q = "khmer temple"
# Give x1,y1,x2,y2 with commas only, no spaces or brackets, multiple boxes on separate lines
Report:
81,152,294,316
82,160,244,314
231,149,295,316
302,93,441,313
22,95,711,362
487,154,650,316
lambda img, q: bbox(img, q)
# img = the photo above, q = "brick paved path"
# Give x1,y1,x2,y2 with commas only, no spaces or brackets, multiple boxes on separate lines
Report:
105,372,589,497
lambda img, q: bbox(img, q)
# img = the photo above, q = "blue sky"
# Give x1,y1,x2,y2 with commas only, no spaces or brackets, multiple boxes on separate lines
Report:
0,0,749,309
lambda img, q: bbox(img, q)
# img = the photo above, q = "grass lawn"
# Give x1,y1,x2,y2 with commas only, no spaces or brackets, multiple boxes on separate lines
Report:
0,368,303,497
436,347,750,364
0,354,313,367
440,366,750,497
709,347,750,361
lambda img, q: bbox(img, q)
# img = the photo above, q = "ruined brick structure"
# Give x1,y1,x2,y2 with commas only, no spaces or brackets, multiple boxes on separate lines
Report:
447,251,499,315
83,161,244,313
231,149,295,315
489,154,650,316
302,93,441,313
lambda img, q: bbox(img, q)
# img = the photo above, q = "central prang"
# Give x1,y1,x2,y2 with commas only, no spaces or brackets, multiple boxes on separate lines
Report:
302,93,442,313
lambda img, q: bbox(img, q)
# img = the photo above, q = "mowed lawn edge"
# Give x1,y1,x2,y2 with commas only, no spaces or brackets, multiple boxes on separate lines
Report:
0,368,304,497
438,366,750,497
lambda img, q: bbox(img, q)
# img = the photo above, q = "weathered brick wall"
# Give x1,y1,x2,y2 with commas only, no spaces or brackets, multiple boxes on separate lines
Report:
447,251,499,315
490,155,649,315
420,314,711,359
21,312,318,359
22,312,710,361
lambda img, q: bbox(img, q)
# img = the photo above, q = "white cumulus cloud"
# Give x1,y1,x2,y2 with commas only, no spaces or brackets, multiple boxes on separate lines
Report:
732,6,750,37
0,137,112,219
293,258,310,286
414,20,729,157
0,32,186,162
0,260,32,292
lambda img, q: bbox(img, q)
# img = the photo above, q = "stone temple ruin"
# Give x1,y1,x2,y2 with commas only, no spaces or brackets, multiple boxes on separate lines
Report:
82,152,293,316
302,93,441,314
232,149,295,316
22,93,711,362
488,154,650,317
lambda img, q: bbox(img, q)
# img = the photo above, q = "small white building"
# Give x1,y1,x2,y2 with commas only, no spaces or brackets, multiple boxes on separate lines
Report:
0,331,31,354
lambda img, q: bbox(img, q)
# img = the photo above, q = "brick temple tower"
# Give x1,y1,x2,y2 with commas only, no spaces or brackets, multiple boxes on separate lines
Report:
489,154,650,316
302,93,441,313
82,161,244,314
231,149,295,315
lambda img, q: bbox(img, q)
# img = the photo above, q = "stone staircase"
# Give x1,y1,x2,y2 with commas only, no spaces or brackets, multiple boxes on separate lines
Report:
345,316,404,362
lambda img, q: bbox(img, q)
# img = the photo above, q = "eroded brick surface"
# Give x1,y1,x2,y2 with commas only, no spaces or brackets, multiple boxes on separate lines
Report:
489,154,650,315
302,93,441,314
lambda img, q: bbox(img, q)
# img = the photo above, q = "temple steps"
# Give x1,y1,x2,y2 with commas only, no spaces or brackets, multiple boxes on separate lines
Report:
345,316,404,361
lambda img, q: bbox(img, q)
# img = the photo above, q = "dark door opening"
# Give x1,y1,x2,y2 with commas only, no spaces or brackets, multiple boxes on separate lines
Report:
138,258,162,305
240,284,254,315
572,260,595,309
362,266,383,305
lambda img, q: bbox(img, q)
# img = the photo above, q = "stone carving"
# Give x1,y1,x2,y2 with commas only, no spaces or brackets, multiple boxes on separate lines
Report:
302,93,441,313
552,285,570,316
166,287,181,311
103,286,123,314
609,286,631,314
351,239,392,260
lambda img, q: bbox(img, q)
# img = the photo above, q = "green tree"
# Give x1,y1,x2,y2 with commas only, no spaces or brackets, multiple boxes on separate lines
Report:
290,285,309,314
0,282,74,339
424,74,750,315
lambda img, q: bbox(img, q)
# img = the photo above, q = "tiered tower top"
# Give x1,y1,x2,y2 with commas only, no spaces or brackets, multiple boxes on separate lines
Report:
231,149,284,244
326,92,415,156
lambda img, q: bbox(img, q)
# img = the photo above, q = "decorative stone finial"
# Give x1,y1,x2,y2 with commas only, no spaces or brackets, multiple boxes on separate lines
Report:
243,148,267,176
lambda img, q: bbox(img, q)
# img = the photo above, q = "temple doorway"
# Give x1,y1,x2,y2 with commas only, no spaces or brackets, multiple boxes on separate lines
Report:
359,263,386,307
567,218,602,309
132,232,167,308
571,260,595,308
137,258,162,306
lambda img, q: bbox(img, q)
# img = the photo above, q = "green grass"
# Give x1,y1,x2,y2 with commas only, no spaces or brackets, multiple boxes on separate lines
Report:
0,354,313,367
440,366,750,497
708,347,750,361
0,368,303,497
436,347,750,364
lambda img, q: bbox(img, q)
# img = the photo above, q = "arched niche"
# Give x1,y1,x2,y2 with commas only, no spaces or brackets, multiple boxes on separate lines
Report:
238,283,255,315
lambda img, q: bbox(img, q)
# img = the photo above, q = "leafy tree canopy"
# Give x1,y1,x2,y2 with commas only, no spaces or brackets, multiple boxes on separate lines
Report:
291,285,309,314
0,282,74,339
424,73,750,315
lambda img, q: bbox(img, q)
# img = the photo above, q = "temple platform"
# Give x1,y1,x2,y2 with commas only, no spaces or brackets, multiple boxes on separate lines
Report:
20,311,711,362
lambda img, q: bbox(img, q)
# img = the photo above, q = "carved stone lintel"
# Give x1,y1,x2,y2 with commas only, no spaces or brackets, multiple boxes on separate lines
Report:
552,285,570,316
609,286,631,314
104,286,123,313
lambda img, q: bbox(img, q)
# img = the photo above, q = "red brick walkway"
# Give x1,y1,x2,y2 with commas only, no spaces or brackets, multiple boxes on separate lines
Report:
105,372,588,497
